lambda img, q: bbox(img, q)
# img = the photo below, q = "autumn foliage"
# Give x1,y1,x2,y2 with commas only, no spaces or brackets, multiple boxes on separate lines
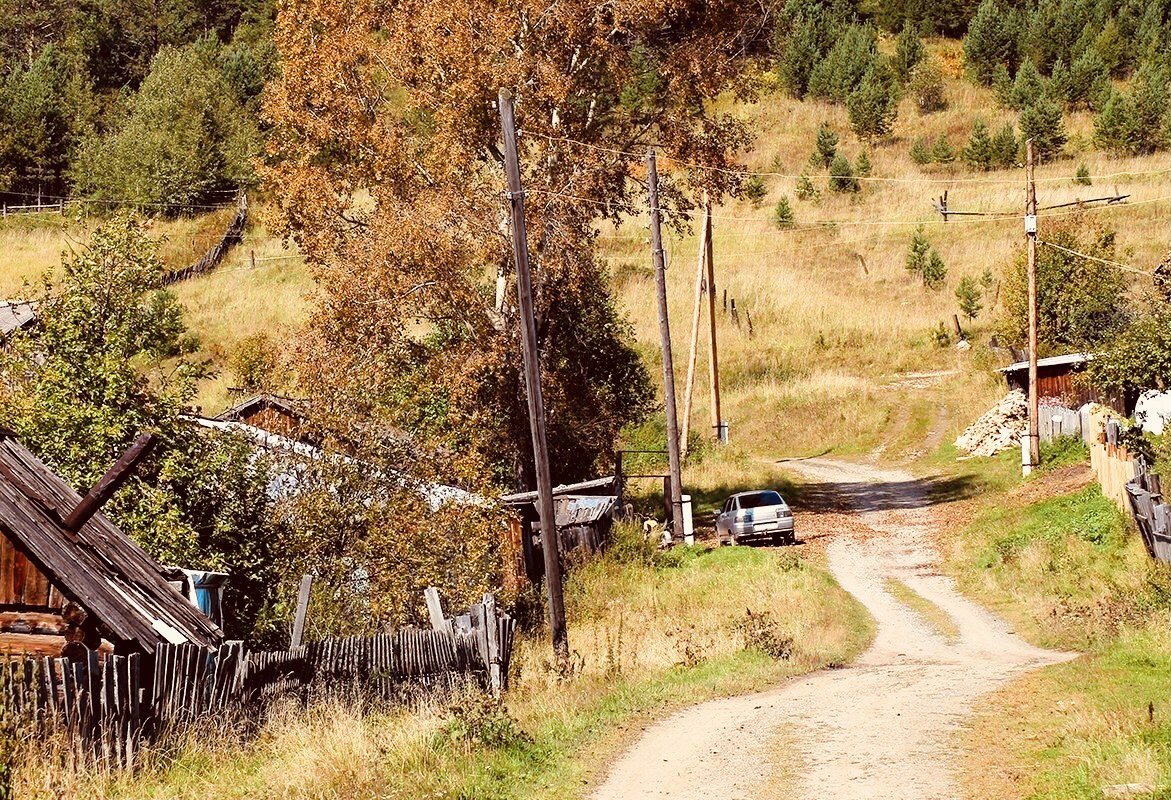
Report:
262,0,777,491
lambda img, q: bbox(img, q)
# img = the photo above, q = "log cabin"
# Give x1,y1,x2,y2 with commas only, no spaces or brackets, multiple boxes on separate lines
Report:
0,428,223,658
216,393,309,441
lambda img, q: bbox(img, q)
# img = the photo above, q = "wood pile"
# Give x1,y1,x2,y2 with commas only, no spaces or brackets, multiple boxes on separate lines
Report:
954,390,1028,456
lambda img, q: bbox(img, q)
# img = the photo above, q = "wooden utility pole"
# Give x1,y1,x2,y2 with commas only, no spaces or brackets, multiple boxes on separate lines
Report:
1024,138,1040,474
703,199,722,441
646,149,685,535
680,190,712,457
498,89,568,667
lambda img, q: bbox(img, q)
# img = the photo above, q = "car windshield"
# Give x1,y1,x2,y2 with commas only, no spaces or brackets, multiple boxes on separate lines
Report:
738,491,784,509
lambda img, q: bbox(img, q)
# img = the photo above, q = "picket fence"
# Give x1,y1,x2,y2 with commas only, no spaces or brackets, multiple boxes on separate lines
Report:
1126,469,1171,563
1,594,514,771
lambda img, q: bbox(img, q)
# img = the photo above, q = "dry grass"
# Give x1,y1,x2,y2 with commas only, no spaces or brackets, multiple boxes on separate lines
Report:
11,534,872,800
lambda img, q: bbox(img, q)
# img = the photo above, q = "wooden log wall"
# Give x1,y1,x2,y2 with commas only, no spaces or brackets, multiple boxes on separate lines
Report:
0,594,516,772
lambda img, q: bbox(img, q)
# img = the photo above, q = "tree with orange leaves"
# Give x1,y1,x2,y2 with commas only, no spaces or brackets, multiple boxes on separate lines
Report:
263,0,776,492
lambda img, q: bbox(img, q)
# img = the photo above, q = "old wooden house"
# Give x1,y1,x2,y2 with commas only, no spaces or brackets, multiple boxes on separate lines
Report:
0,428,223,657
216,393,309,441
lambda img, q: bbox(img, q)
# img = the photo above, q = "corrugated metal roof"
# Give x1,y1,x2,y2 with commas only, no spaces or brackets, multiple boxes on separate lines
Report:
999,352,1093,373
499,476,616,505
0,430,223,653
0,300,37,338
554,495,616,527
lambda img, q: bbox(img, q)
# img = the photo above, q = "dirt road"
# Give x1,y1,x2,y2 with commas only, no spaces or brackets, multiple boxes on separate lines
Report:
591,458,1073,800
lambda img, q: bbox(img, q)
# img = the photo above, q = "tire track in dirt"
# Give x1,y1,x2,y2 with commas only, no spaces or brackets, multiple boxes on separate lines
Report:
591,458,1073,800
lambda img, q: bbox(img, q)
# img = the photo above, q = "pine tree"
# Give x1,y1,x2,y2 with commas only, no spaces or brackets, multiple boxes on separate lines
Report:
847,64,899,140
814,122,838,167
930,133,956,164
992,63,1014,106
923,249,948,289
910,136,933,165
991,123,1018,168
743,174,768,207
1092,19,1128,78
829,154,859,192
1018,98,1067,160
1066,50,1109,110
808,24,879,104
856,150,872,177
906,226,931,276
962,120,995,170
1074,162,1091,185
773,196,796,228
955,276,983,320
1009,59,1045,109
1130,60,1171,154
964,0,1014,85
892,24,925,83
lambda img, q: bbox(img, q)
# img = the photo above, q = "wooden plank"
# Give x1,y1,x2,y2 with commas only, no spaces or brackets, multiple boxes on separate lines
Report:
290,575,313,649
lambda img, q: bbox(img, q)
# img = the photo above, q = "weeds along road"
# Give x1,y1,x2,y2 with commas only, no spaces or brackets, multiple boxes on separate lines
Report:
591,458,1073,800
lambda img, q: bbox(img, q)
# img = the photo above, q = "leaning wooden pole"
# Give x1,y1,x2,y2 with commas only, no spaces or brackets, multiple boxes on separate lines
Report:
703,200,722,441
680,189,712,458
646,149,685,536
1024,138,1040,474
498,90,568,667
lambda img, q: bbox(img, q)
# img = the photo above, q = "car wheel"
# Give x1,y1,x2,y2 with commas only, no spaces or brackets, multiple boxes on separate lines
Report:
728,532,738,546
771,531,783,547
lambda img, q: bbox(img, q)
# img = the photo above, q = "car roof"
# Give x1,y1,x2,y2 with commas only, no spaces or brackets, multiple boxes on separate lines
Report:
729,490,785,499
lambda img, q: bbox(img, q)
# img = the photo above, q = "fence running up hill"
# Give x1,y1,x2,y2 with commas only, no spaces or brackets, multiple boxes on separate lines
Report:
1,592,514,771
161,191,248,285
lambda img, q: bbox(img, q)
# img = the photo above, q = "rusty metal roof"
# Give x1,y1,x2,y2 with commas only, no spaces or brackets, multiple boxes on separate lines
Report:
554,495,616,527
0,430,223,653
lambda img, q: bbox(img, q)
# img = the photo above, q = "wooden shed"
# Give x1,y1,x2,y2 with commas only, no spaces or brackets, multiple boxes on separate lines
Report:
216,394,309,441
0,429,223,657
999,353,1129,413
501,477,617,582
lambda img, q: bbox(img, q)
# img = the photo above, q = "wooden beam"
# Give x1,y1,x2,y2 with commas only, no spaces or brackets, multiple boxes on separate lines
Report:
63,432,155,532
290,574,313,648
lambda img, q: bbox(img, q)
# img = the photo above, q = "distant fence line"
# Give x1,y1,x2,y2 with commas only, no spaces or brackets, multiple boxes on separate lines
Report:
161,191,248,286
1,201,64,217
1,592,515,772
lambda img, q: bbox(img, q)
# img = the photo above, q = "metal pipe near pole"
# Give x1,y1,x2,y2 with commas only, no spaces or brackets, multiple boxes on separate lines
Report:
498,89,568,668
646,149,685,540
1025,138,1040,474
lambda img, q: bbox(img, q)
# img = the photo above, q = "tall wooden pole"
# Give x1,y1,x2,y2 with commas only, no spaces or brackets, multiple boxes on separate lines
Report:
1025,138,1040,474
703,199,722,441
498,90,568,667
680,189,711,458
646,149,685,535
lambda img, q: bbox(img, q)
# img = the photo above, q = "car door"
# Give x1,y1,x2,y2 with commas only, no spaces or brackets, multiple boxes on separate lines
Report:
716,498,731,537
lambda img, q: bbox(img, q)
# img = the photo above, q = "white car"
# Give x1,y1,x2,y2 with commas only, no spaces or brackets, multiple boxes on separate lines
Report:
716,490,795,546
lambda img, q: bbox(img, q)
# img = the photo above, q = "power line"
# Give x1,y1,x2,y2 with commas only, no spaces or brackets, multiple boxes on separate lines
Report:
1038,240,1155,276
520,130,1171,186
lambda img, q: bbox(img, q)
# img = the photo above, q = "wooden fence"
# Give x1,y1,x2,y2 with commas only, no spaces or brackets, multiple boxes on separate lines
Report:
161,191,248,285
1126,468,1170,563
1,201,63,217
1,593,514,771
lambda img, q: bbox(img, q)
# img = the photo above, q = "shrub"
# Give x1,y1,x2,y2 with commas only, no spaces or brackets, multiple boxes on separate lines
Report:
735,609,794,660
828,154,859,192
230,332,281,394
909,58,947,113
795,173,821,202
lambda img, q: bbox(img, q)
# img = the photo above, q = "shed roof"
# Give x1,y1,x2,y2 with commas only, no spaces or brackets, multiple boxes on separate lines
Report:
0,300,37,339
185,416,485,510
499,476,616,506
999,352,1093,374
554,495,616,527
0,429,223,653
215,393,307,423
